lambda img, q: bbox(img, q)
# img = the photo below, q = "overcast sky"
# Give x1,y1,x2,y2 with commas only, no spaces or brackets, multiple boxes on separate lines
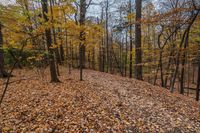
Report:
0,0,15,5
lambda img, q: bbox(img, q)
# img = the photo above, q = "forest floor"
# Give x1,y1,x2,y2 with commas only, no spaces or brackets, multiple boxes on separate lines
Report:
1,68,200,133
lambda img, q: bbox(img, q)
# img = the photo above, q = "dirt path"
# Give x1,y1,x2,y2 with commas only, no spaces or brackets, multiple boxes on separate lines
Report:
1,69,200,132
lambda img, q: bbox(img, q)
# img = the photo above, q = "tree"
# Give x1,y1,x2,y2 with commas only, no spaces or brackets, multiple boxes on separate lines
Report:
129,0,133,78
79,0,87,81
170,10,199,93
196,61,200,101
105,0,110,73
41,0,60,82
0,22,9,78
135,0,142,80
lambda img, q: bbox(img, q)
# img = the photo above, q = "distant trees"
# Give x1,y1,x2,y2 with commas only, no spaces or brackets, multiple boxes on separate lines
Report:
168,2,200,93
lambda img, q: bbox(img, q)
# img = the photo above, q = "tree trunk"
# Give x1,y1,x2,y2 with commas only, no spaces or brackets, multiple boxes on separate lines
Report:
50,0,60,76
41,0,60,82
79,0,86,81
0,23,9,78
135,0,142,80
196,62,200,101
129,0,133,78
125,29,128,77
180,31,189,94
59,28,65,62
92,47,95,70
159,51,164,87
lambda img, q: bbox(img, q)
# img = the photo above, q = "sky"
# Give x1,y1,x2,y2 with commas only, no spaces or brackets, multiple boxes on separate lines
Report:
0,0,159,19
0,0,15,5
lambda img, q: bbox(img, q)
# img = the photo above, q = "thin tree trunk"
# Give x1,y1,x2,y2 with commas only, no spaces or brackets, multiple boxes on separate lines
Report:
125,29,128,77
129,0,133,78
59,28,65,62
192,64,195,84
196,62,200,101
92,47,95,70
159,51,164,87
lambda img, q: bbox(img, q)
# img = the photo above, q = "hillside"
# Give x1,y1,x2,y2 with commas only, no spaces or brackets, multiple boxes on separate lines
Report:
1,68,200,132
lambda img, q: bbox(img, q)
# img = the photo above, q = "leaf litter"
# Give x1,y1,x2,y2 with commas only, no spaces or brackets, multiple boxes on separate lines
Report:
0,68,200,132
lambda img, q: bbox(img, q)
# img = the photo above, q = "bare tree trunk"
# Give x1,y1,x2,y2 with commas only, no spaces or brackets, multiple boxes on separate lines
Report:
70,42,74,68
99,6,104,72
92,47,95,70
105,0,109,73
135,0,142,80
102,45,105,72
125,29,128,77
159,51,164,87
196,62,200,101
99,42,102,71
88,50,91,69
129,0,133,78
59,28,65,62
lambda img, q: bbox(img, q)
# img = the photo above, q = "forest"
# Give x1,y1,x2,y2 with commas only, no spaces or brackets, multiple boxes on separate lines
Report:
0,0,200,132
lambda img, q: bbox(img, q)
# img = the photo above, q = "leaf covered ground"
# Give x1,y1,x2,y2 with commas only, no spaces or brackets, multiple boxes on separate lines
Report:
1,68,200,132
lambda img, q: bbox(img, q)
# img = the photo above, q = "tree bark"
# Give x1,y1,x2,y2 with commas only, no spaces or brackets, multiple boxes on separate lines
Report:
0,23,9,78
50,0,60,76
105,0,109,73
79,0,87,81
41,0,60,82
135,0,143,80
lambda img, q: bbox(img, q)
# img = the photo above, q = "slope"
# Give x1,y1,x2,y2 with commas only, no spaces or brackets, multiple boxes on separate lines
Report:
0,68,200,132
